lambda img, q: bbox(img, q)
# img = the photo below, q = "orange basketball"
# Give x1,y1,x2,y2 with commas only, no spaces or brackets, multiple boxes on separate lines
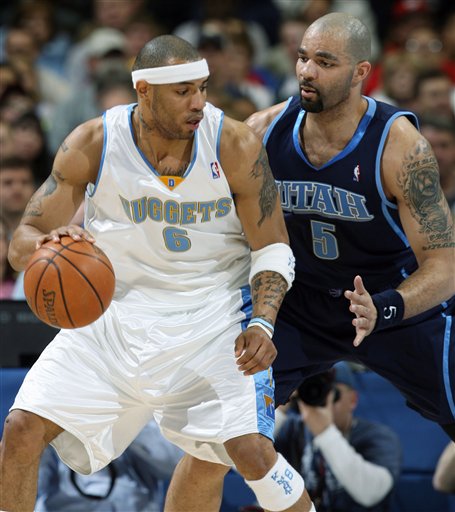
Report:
24,236,115,329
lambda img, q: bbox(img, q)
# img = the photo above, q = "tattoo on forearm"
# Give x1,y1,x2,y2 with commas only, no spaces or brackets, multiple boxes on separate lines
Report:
398,138,454,250
250,147,278,227
251,271,287,319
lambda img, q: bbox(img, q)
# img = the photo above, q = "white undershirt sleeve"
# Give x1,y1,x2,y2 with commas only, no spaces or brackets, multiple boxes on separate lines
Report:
313,424,394,507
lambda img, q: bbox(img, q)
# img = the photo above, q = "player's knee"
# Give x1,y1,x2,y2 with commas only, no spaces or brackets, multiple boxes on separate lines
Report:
1,410,56,457
245,453,308,512
225,434,277,479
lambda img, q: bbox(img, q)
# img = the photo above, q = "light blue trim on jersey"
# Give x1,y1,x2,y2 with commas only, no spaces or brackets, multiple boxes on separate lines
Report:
293,96,376,171
254,368,276,442
375,108,419,209
128,104,198,179
375,108,418,247
240,285,253,331
381,202,410,247
216,111,224,162
442,314,455,419
87,110,109,198
263,96,293,145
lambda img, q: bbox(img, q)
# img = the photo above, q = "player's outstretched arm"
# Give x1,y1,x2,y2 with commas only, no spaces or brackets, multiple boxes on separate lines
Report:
220,118,294,375
345,117,455,345
8,118,103,271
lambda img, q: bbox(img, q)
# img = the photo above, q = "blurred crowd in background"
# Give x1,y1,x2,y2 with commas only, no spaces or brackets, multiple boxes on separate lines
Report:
0,0,454,294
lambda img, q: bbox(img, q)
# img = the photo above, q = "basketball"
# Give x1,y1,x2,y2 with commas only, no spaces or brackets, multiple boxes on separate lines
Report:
24,236,115,329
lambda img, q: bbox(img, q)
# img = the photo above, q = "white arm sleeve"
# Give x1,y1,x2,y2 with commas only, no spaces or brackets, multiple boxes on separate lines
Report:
313,425,394,507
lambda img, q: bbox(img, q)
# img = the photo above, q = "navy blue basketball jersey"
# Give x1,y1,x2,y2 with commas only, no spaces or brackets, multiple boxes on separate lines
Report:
264,96,420,295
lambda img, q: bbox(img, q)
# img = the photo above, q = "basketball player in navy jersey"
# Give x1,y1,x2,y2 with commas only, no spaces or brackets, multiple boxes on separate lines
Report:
246,13,455,440
1,36,315,511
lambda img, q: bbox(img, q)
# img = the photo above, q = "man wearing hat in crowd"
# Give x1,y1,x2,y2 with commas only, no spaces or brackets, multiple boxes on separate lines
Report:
48,28,130,154
275,362,402,512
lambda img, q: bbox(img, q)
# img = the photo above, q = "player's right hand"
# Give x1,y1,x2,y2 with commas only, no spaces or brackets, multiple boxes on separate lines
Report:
36,226,96,249
344,275,377,346
234,327,277,376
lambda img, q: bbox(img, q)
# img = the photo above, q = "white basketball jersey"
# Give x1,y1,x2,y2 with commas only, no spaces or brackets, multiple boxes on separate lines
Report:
85,102,251,311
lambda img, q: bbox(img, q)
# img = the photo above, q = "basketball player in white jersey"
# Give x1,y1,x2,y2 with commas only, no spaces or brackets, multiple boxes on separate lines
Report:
1,36,315,512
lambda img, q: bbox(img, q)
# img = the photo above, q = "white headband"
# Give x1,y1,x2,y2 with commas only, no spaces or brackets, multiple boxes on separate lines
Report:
132,59,210,88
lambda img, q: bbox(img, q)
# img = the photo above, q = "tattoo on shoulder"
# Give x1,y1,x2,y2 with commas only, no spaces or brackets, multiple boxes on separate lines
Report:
60,140,69,152
398,137,454,250
23,173,60,218
250,146,278,227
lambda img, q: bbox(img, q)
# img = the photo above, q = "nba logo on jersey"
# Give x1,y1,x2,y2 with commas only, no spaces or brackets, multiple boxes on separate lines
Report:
211,161,221,179
353,164,360,182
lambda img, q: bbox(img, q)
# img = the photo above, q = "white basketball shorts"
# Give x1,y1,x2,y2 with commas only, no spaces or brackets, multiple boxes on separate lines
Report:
11,288,276,474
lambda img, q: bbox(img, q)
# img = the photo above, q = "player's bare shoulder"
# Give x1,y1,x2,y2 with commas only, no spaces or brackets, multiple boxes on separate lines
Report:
219,116,263,182
245,102,289,140
383,115,454,250
55,117,105,186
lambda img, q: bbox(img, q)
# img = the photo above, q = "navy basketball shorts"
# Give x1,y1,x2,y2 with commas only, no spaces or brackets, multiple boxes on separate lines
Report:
273,283,455,426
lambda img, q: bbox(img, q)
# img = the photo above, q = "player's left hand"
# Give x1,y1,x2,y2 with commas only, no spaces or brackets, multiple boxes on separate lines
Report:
344,275,377,347
234,327,277,376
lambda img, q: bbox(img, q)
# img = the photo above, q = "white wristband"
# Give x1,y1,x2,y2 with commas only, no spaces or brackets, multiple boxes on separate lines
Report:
248,321,273,339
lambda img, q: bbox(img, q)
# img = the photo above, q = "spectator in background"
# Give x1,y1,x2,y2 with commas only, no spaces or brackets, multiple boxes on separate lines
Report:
65,0,144,89
3,25,70,127
172,0,272,69
9,0,73,78
0,119,15,160
433,442,455,494
370,51,423,110
363,2,439,98
48,29,130,153
0,84,36,125
404,24,444,73
223,19,276,111
264,16,308,102
419,116,455,217
0,215,17,300
196,23,257,120
123,13,165,70
275,362,401,512
10,110,52,184
0,157,36,237
0,61,22,98
413,69,455,123
36,419,183,512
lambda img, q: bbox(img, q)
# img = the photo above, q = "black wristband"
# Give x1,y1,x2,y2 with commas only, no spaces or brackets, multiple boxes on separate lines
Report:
371,289,405,332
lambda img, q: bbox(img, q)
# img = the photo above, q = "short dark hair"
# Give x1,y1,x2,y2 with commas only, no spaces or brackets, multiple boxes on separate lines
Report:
132,35,200,71
413,69,451,98
0,156,33,172
419,115,455,137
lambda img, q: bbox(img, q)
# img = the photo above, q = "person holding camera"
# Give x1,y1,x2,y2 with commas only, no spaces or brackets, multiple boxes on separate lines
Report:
275,362,401,512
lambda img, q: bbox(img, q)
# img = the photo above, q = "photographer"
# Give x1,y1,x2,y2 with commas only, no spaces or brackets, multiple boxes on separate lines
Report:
275,362,401,512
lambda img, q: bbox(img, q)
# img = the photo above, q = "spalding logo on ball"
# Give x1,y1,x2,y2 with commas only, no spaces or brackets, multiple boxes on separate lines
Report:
24,236,115,329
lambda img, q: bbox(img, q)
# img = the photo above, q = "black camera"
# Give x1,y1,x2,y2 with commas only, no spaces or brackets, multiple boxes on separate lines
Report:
297,370,341,406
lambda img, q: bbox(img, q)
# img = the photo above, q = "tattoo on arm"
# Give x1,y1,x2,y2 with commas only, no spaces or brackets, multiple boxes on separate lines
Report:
251,271,288,322
398,137,454,250
250,146,278,227
23,171,62,218
60,140,69,152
